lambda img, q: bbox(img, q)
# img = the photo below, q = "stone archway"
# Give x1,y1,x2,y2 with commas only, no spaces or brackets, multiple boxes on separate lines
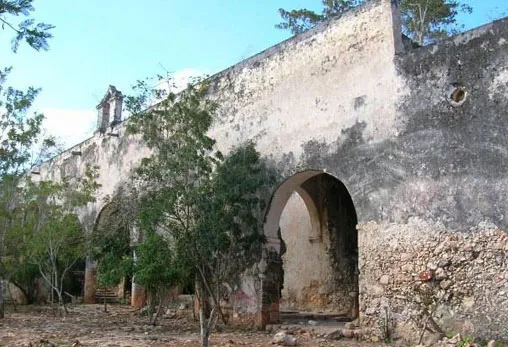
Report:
84,201,133,304
259,170,358,328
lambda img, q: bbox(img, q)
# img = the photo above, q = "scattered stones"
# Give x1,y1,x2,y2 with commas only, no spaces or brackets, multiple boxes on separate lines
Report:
440,279,453,289
344,322,357,330
341,328,355,339
271,331,297,346
422,331,443,346
434,267,447,280
438,259,451,268
379,275,390,285
418,270,433,281
360,221,508,343
324,329,342,340
427,262,438,271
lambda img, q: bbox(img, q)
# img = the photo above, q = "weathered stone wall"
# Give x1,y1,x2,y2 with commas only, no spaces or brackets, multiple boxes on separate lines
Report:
359,219,508,341
210,0,403,160
31,0,508,340
354,17,508,342
212,0,402,324
35,126,151,230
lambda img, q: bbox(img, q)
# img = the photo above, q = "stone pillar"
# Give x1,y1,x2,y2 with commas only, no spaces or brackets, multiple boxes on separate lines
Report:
130,247,146,308
257,245,283,330
83,258,97,304
131,282,146,308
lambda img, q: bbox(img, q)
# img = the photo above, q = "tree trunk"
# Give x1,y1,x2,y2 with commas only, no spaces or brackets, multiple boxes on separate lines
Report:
103,286,107,313
196,278,212,347
200,326,210,347
150,291,164,326
56,291,66,317
0,277,4,319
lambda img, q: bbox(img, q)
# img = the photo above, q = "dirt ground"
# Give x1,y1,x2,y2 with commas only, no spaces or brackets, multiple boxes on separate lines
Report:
0,304,375,347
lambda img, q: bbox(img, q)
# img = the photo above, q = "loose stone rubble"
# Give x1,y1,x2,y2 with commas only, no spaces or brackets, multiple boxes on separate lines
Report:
359,219,508,342
272,331,298,346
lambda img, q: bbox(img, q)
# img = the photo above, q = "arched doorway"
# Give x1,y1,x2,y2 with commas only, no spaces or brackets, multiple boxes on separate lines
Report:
84,201,132,304
260,171,358,328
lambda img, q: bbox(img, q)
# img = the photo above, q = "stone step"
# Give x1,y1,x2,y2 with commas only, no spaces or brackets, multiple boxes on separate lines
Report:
95,288,120,303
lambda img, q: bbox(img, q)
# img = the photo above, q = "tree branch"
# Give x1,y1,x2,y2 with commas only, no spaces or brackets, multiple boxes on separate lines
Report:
0,17,21,34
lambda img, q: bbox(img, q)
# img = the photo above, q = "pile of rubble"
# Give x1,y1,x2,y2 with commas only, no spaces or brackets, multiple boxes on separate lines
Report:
359,219,508,342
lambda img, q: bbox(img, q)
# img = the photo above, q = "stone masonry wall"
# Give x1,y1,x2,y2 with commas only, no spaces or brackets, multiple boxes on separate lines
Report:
359,219,508,342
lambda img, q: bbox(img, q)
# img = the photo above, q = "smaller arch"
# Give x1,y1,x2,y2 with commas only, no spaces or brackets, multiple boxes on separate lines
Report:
263,170,323,248
294,187,322,242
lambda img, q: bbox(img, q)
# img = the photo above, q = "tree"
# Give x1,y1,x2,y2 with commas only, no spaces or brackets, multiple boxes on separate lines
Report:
0,0,54,52
126,78,220,345
192,142,277,345
0,69,57,318
0,0,54,319
2,207,39,305
276,0,361,35
276,0,472,46
22,166,99,316
127,76,278,346
133,232,185,326
400,0,472,45
96,251,131,313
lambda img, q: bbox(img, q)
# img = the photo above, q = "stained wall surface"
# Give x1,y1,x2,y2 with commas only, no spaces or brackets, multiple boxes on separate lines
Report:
279,192,335,312
31,0,508,340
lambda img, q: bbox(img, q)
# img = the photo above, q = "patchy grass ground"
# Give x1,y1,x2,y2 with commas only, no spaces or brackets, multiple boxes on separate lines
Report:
0,304,375,347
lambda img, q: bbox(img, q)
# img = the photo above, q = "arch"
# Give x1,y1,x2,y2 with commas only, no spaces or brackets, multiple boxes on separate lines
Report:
259,170,358,328
263,170,323,247
84,200,133,305
294,187,322,241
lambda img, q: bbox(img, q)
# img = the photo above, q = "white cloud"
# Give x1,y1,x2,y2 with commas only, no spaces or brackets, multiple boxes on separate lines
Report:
173,68,207,92
155,67,207,96
41,108,96,149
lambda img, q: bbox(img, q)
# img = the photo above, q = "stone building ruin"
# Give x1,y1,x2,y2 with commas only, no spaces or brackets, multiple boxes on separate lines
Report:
30,0,508,341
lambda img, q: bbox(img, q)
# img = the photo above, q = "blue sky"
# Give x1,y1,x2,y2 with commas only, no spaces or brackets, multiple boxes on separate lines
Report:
0,0,506,147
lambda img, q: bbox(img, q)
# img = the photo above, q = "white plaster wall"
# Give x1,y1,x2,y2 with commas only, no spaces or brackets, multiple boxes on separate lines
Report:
280,192,334,311
211,0,403,159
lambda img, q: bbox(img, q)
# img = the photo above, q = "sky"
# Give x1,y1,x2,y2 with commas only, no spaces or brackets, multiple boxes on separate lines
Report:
1,0,506,148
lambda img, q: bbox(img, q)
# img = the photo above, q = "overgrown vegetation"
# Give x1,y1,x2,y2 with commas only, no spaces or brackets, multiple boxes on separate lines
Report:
125,76,277,346
0,0,95,319
276,0,473,46
22,168,99,315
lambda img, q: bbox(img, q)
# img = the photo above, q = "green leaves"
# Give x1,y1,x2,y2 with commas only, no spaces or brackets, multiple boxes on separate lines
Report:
127,74,279,339
194,142,278,285
276,0,360,35
0,0,54,52
400,0,472,45
133,232,184,290
127,78,219,238
276,0,472,45
89,196,133,289
126,74,279,288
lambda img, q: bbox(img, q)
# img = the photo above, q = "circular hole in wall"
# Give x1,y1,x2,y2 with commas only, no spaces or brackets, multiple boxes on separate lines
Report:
449,87,467,107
